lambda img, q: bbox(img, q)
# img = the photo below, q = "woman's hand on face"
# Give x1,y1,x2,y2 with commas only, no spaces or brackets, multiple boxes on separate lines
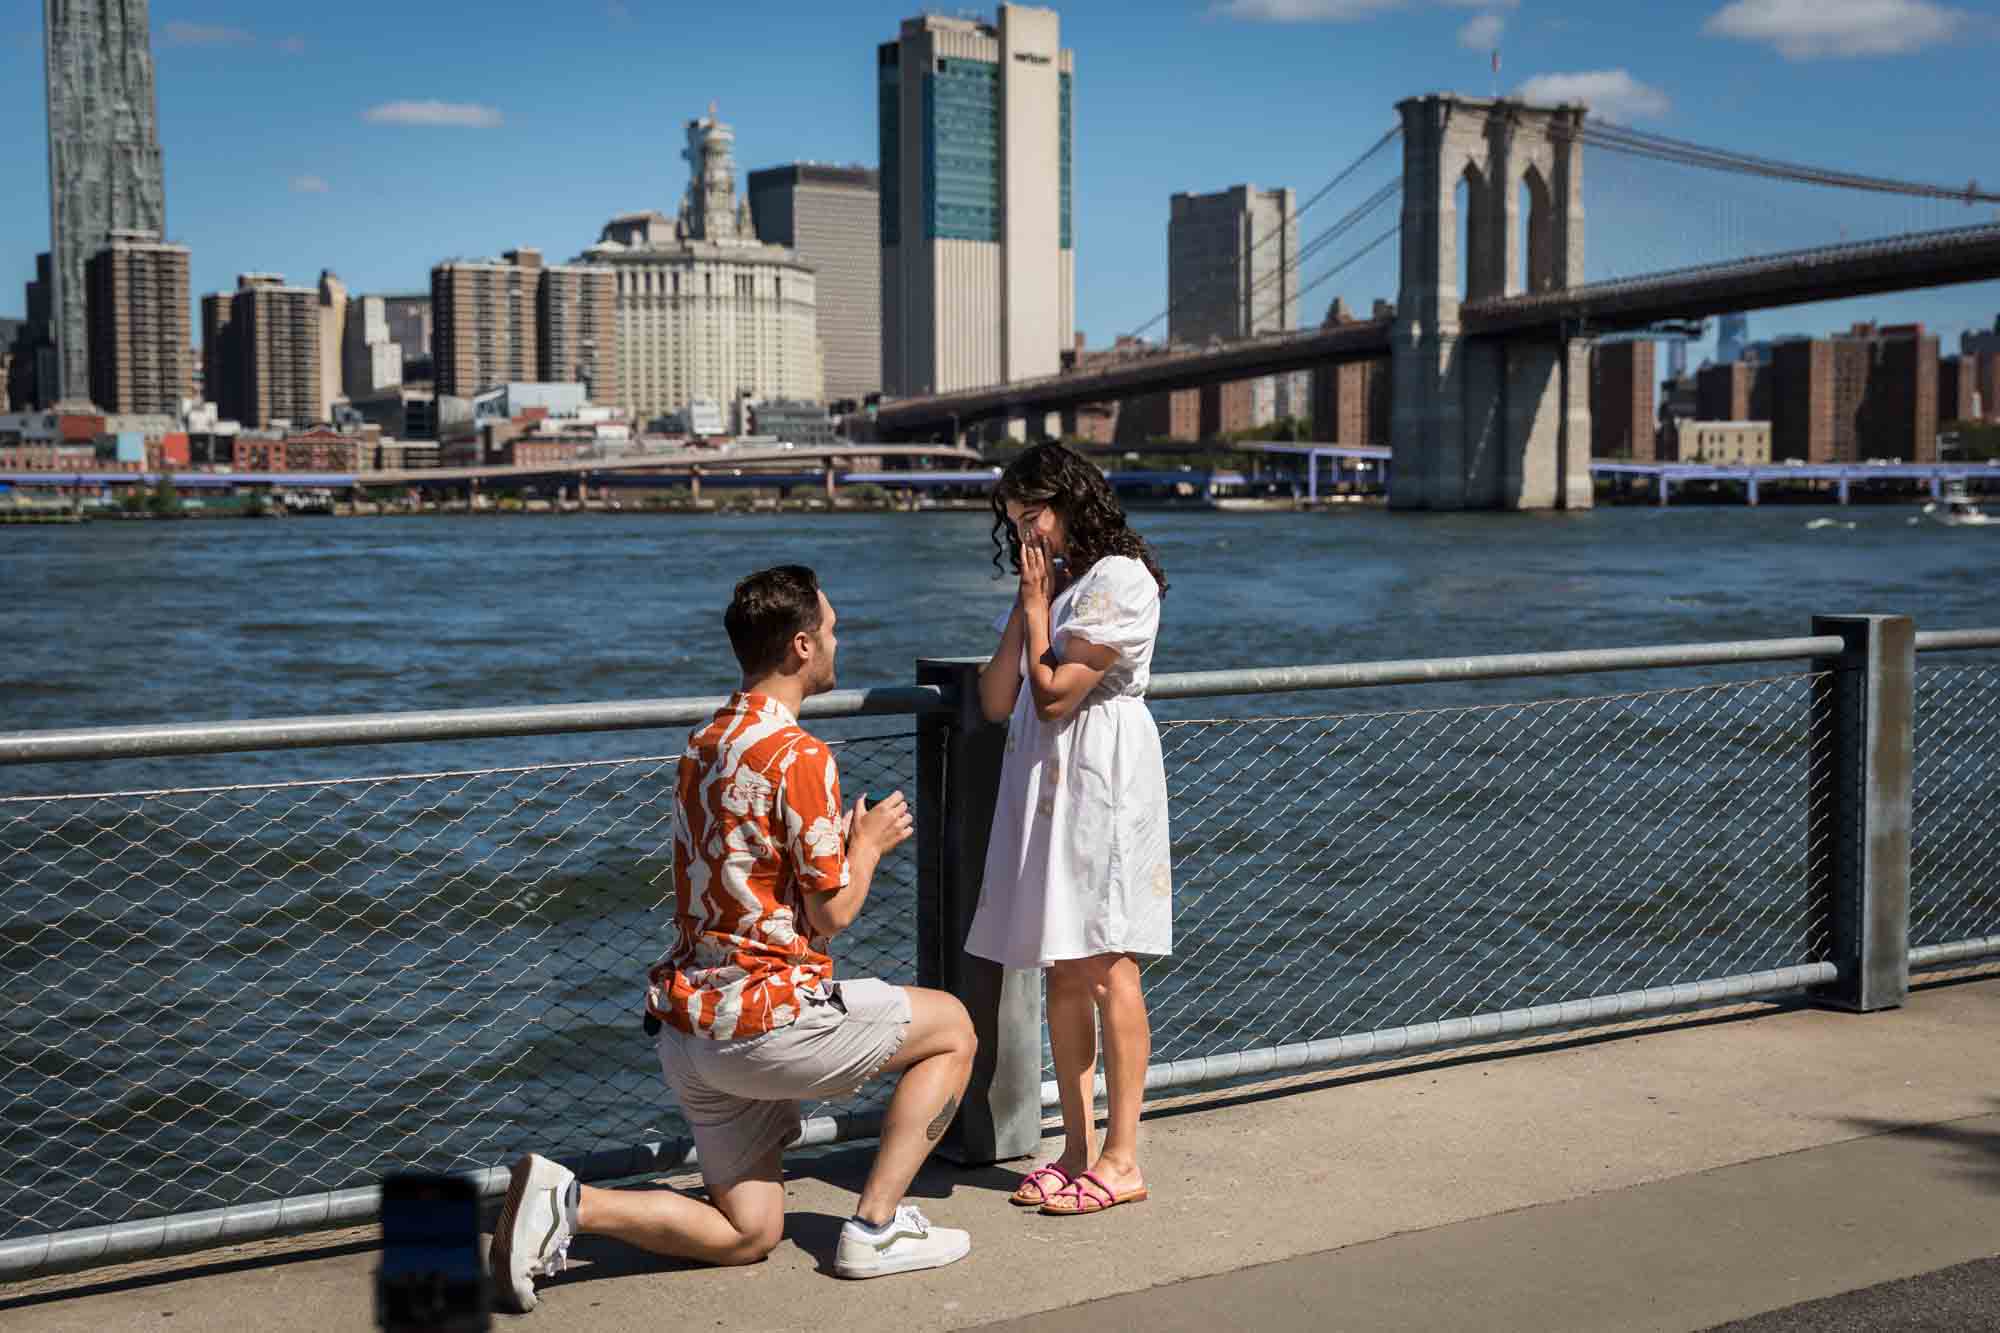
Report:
1018,532,1052,616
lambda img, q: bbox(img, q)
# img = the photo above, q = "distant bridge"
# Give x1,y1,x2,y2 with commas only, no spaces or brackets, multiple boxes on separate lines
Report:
875,95,2000,514
877,222,2000,441
873,321,1393,438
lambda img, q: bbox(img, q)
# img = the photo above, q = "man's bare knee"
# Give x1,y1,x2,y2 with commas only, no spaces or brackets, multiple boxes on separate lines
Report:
945,999,976,1060
720,1215,783,1266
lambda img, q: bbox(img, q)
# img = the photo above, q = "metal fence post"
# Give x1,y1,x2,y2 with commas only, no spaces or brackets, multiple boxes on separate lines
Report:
915,657,1043,1164
1808,615,1915,1012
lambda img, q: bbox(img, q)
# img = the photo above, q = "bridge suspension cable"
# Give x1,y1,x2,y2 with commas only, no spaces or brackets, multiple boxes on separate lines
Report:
1297,224,1402,305
1248,174,1408,320
1580,121,2000,205
1122,124,1403,341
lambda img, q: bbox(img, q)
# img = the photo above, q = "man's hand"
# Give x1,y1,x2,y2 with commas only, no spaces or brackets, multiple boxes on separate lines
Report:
850,791,914,858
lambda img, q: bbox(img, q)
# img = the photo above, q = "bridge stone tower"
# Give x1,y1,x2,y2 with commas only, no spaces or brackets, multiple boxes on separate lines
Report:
1391,95,1591,510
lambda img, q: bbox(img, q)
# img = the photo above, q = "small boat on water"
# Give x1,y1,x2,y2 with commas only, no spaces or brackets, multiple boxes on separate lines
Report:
1922,483,1998,528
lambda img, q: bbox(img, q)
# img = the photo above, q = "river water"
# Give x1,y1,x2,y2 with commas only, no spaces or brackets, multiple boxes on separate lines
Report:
5,503,1995,751
2,506,1995,1242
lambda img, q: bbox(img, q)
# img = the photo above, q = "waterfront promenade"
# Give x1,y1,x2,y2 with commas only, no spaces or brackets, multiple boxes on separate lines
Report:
6,965,1996,1332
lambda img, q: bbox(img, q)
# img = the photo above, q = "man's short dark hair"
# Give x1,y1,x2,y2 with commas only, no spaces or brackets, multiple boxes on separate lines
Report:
725,565,824,677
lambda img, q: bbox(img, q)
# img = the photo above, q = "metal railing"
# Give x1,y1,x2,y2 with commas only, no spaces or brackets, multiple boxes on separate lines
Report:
3,619,1997,1280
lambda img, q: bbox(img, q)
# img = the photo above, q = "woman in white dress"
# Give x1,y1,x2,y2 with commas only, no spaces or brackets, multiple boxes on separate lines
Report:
967,443,1172,1217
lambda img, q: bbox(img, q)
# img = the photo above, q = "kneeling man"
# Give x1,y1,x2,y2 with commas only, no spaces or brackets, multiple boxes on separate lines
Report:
492,565,977,1311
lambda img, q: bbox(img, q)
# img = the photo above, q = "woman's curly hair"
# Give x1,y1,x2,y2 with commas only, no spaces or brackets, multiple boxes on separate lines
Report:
990,443,1168,596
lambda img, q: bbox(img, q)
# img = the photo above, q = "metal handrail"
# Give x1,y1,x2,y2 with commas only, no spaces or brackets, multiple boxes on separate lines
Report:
5,628,1990,768
1146,636,1847,701
1913,629,2000,654
0,686,948,767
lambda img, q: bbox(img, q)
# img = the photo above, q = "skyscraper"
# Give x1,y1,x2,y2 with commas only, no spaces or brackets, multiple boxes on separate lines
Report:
7,255,59,411
431,249,619,405
1168,186,1299,345
44,0,169,406
748,164,882,404
201,275,321,428
879,4,1073,397
1169,184,1303,423
1716,312,1750,365
431,251,545,399
85,228,189,416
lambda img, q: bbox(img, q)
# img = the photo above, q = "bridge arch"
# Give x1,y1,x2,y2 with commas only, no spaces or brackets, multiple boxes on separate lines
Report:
1393,94,1591,511
1517,161,1554,296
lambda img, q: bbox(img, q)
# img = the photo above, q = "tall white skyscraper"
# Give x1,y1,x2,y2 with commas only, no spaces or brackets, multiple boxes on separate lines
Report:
878,4,1074,397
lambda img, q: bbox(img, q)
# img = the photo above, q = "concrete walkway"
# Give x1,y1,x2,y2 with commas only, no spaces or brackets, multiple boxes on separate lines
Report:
6,966,1998,1333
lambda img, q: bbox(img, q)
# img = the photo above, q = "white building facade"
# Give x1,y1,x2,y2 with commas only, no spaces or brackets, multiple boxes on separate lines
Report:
878,4,1074,398
582,112,821,431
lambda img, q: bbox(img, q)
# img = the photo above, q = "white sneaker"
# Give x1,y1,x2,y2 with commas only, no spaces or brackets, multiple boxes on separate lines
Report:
834,1204,971,1279
488,1153,577,1312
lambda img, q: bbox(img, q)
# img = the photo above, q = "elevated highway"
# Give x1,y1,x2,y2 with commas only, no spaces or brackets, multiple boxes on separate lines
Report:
0,444,984,492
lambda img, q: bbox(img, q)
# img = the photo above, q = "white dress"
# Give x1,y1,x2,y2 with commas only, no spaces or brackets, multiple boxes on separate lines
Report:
965,555,1174,969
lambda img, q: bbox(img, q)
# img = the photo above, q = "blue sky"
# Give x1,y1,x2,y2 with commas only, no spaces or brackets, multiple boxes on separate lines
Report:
4,0,1998,368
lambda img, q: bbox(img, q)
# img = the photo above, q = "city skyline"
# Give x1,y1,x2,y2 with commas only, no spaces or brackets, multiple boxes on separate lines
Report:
4,1,1999,370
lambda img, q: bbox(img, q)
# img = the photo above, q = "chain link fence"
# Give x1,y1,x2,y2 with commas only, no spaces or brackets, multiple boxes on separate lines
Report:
7,634,1998,1279
1910,662,2000,956
0,734,920,1247
1130,674,1836,1076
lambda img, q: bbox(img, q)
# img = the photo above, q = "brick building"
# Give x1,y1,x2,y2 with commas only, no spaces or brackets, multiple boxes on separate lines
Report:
85,230,191,417
1771,339,1834,461
1695,360,1772,424
1311,300,1396,448
1057,336,1153,444
1310,359,1391,446
1939,355,1978,423
1962,328,2000,422
1862,324,1938,463
231,429,360,473
432,249,618,404
1770,325,1939,463
202,275,322,428
1590,341,1655,459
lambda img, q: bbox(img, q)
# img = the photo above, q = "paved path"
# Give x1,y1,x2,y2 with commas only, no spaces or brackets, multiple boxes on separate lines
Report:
5,969,1997,1332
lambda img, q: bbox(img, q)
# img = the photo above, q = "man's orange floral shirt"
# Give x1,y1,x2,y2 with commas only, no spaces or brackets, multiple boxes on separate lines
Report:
646,693,849,1040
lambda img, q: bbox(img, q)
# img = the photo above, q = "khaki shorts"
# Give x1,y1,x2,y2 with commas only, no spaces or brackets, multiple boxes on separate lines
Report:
656,977,912,1187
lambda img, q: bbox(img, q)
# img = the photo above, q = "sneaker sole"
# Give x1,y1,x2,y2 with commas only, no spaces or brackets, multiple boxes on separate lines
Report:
834,1235,972,1280
488,1155,539,1313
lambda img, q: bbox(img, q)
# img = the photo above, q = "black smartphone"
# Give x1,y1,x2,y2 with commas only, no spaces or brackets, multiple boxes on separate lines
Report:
376,1171,490,1332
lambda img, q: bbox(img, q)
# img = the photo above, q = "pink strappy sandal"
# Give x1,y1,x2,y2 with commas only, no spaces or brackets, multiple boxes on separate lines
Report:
1009,1162,1073,1207
1039,1170,1149,1216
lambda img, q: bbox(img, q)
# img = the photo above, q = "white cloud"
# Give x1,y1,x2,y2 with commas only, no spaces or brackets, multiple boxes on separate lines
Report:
1440,0,1517,7
277,35,306,54
1703,0,1967,59
1458,13,1506,47
1516,69,1671,120
164,22,255,46
363,100,505,129
290,175,330,194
